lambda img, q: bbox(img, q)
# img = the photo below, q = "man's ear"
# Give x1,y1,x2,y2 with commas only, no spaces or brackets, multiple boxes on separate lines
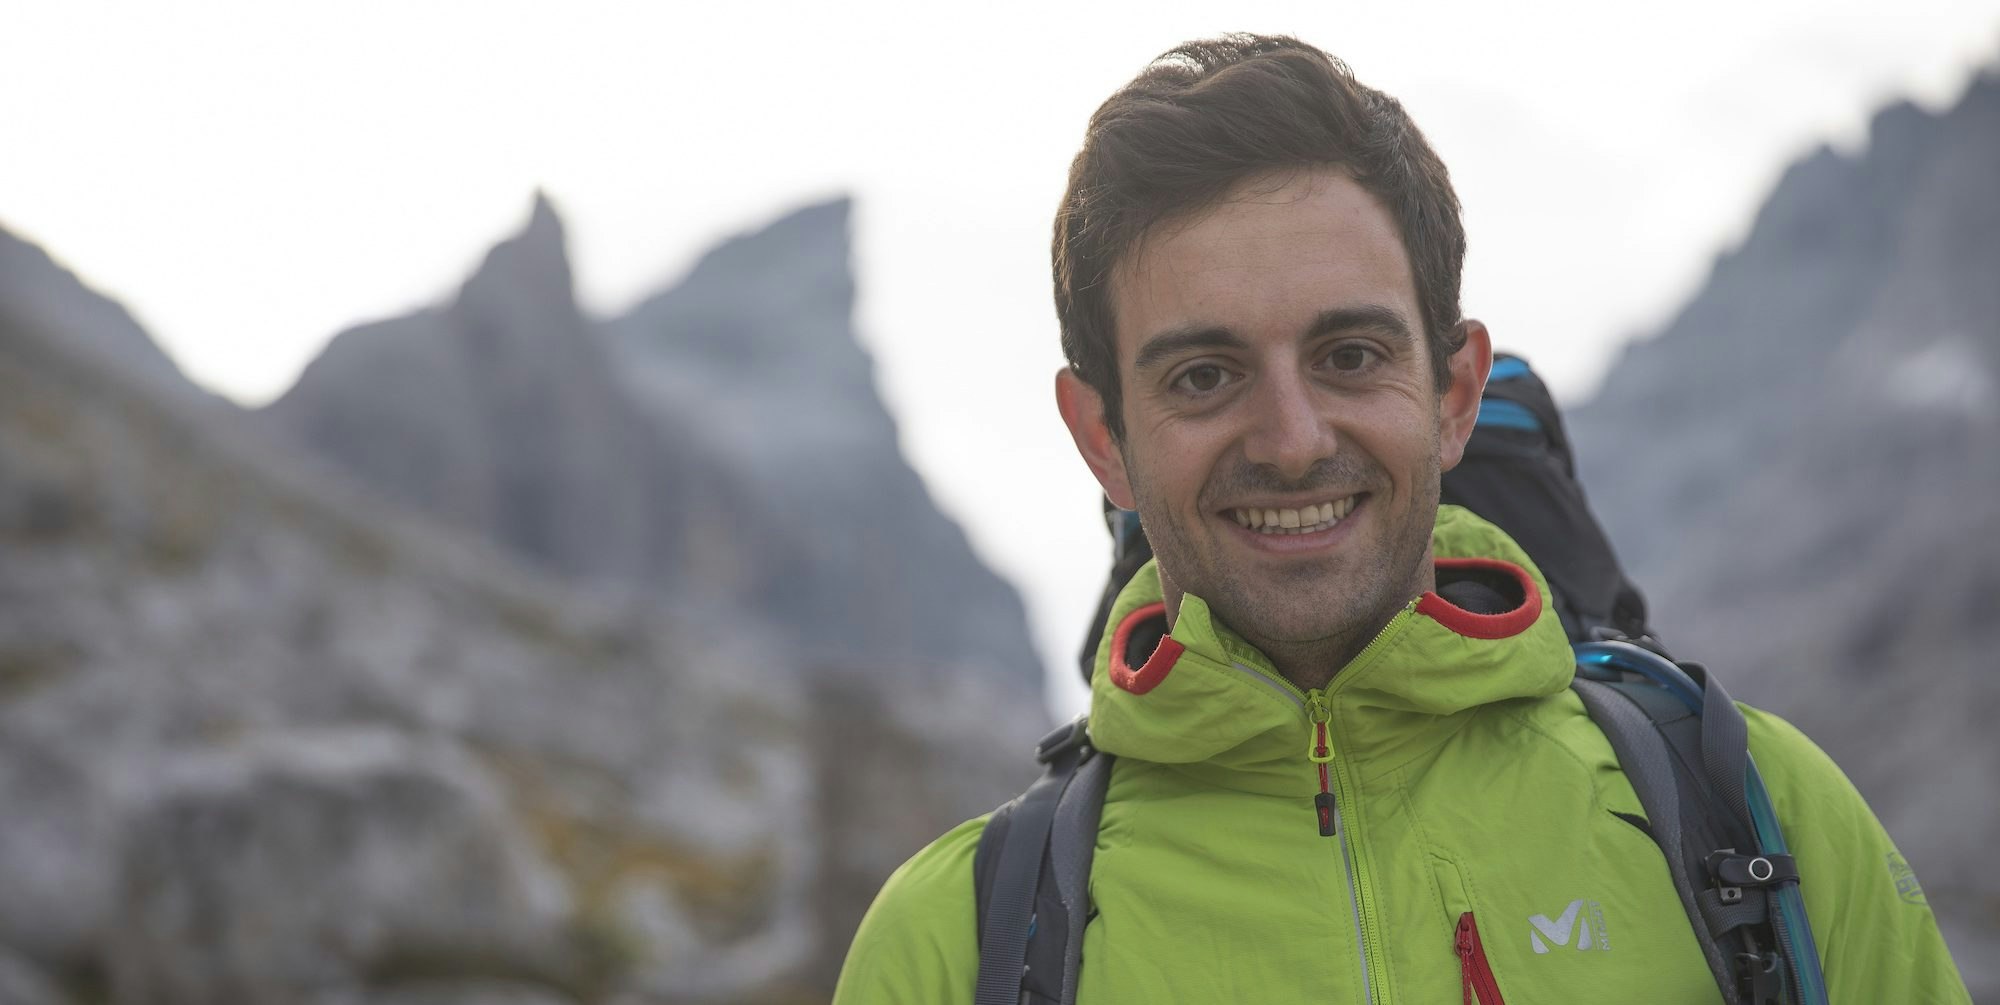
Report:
1437,319,1493,473
1055,368,1137,510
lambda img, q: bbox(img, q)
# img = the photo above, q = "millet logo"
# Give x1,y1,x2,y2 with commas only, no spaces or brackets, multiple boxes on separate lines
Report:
1529,899,1612,954
1887,853,1927,906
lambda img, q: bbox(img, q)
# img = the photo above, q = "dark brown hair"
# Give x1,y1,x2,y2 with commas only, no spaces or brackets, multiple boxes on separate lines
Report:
1054,34,1467,439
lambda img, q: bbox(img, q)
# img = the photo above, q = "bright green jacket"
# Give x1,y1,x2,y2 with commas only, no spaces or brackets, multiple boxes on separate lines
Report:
835,507,1969,1003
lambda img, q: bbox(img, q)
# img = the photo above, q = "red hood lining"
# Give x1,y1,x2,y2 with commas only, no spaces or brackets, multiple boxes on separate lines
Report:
1416,558,1543,640
1109,601,1182,695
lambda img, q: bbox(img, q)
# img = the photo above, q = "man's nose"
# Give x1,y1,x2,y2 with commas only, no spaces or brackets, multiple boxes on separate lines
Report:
1241,368,1336,481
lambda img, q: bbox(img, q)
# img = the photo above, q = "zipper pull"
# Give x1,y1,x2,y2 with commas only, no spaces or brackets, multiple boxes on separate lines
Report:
1306,690,1336,837
1305,691,1332,760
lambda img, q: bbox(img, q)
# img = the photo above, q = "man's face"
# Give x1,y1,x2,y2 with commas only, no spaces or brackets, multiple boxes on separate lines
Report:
1059,167,1486,656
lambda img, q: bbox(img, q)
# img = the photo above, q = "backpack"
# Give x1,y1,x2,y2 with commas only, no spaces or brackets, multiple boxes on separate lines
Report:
976,355,1829,1005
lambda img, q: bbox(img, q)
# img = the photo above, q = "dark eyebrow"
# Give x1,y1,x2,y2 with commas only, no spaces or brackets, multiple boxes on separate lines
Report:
1133,305,1417,376
1307,304,1418,346
1132,325,1248,375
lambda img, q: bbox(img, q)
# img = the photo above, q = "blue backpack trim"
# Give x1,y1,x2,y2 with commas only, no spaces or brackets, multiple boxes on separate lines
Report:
1474,397,1543,432
1488,356,1534,382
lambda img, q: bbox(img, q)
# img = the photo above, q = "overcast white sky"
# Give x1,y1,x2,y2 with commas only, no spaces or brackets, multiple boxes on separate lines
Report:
4,1,1997,716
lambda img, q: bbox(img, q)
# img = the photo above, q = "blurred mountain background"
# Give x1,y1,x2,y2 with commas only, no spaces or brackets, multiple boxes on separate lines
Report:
1,46,1996,1005
1571,67,2000,992
0,189,1046,1004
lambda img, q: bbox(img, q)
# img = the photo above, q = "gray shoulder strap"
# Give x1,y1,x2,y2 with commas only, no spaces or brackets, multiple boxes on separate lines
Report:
1049,749,1112,1004
971,716,1110,1005
1693,664,1752,832
973,748,1073,1005
1573,678,1741,1005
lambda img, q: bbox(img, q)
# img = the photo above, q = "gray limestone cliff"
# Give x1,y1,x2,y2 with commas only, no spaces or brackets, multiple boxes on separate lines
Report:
601,198,1041,685
262,194,742,593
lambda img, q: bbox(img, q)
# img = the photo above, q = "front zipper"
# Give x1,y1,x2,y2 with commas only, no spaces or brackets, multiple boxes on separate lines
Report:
1305,683,1377,1005
1283,596,1418,837
1226,598,1417,1005
1315,599,1414,1005
1455,913,1506,1005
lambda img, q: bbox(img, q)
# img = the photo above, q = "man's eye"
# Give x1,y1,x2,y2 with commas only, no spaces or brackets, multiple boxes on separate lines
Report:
1325,345,1379,372
1172,365,1233,394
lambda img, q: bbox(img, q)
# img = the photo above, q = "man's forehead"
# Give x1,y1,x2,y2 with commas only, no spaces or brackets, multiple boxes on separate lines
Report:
1108,168,1422,364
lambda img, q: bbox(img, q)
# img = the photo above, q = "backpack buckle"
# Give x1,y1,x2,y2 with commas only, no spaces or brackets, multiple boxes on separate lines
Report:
1706,850,1798,889
1736,949,1785,1004
1036,715,1091,764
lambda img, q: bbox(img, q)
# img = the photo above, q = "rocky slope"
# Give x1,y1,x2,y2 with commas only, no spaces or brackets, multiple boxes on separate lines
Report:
1571,69,2000,991
0,214,1045,1004
0,225,194,396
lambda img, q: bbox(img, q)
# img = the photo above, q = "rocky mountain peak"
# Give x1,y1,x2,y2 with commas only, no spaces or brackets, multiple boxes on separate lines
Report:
263,191,675,585
457,192,580,325
593,196,1041,688
680,195,852,295
262,192,1042,693
615,197,859,382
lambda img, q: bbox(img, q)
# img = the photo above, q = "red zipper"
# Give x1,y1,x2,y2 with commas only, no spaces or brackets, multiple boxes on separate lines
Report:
1456,912,1506,1005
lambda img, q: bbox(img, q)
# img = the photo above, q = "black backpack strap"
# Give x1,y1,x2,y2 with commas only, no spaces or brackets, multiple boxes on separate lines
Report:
1574,675,1794,1005
973,716,1109,1005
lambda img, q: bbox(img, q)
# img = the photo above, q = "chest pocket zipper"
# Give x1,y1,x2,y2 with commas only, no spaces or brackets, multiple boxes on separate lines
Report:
1456,913,1507,1005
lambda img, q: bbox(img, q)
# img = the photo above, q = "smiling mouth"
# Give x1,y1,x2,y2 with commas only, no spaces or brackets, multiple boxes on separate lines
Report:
1227,494,1361,535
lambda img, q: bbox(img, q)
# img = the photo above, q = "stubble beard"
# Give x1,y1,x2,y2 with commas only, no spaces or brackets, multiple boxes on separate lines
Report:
1133,446,1442,690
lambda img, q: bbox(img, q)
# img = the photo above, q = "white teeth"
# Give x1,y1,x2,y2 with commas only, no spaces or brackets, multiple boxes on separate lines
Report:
1229,495,1360,535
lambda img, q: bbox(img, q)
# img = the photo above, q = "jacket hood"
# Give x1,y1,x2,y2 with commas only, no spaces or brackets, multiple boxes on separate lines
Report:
1086,505,1574,795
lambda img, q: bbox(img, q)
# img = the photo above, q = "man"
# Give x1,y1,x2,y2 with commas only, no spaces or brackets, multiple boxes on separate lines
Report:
835,35,1968,1002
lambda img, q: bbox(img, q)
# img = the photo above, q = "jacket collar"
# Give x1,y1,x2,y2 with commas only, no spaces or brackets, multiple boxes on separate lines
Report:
1085,505,1575,795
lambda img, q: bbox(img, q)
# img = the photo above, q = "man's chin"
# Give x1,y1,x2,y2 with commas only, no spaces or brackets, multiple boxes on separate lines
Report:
1204,595,1370,651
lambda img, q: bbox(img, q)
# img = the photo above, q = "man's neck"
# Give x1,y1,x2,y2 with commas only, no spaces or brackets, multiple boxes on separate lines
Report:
1250,623,1396,692
1158,562,1434,692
